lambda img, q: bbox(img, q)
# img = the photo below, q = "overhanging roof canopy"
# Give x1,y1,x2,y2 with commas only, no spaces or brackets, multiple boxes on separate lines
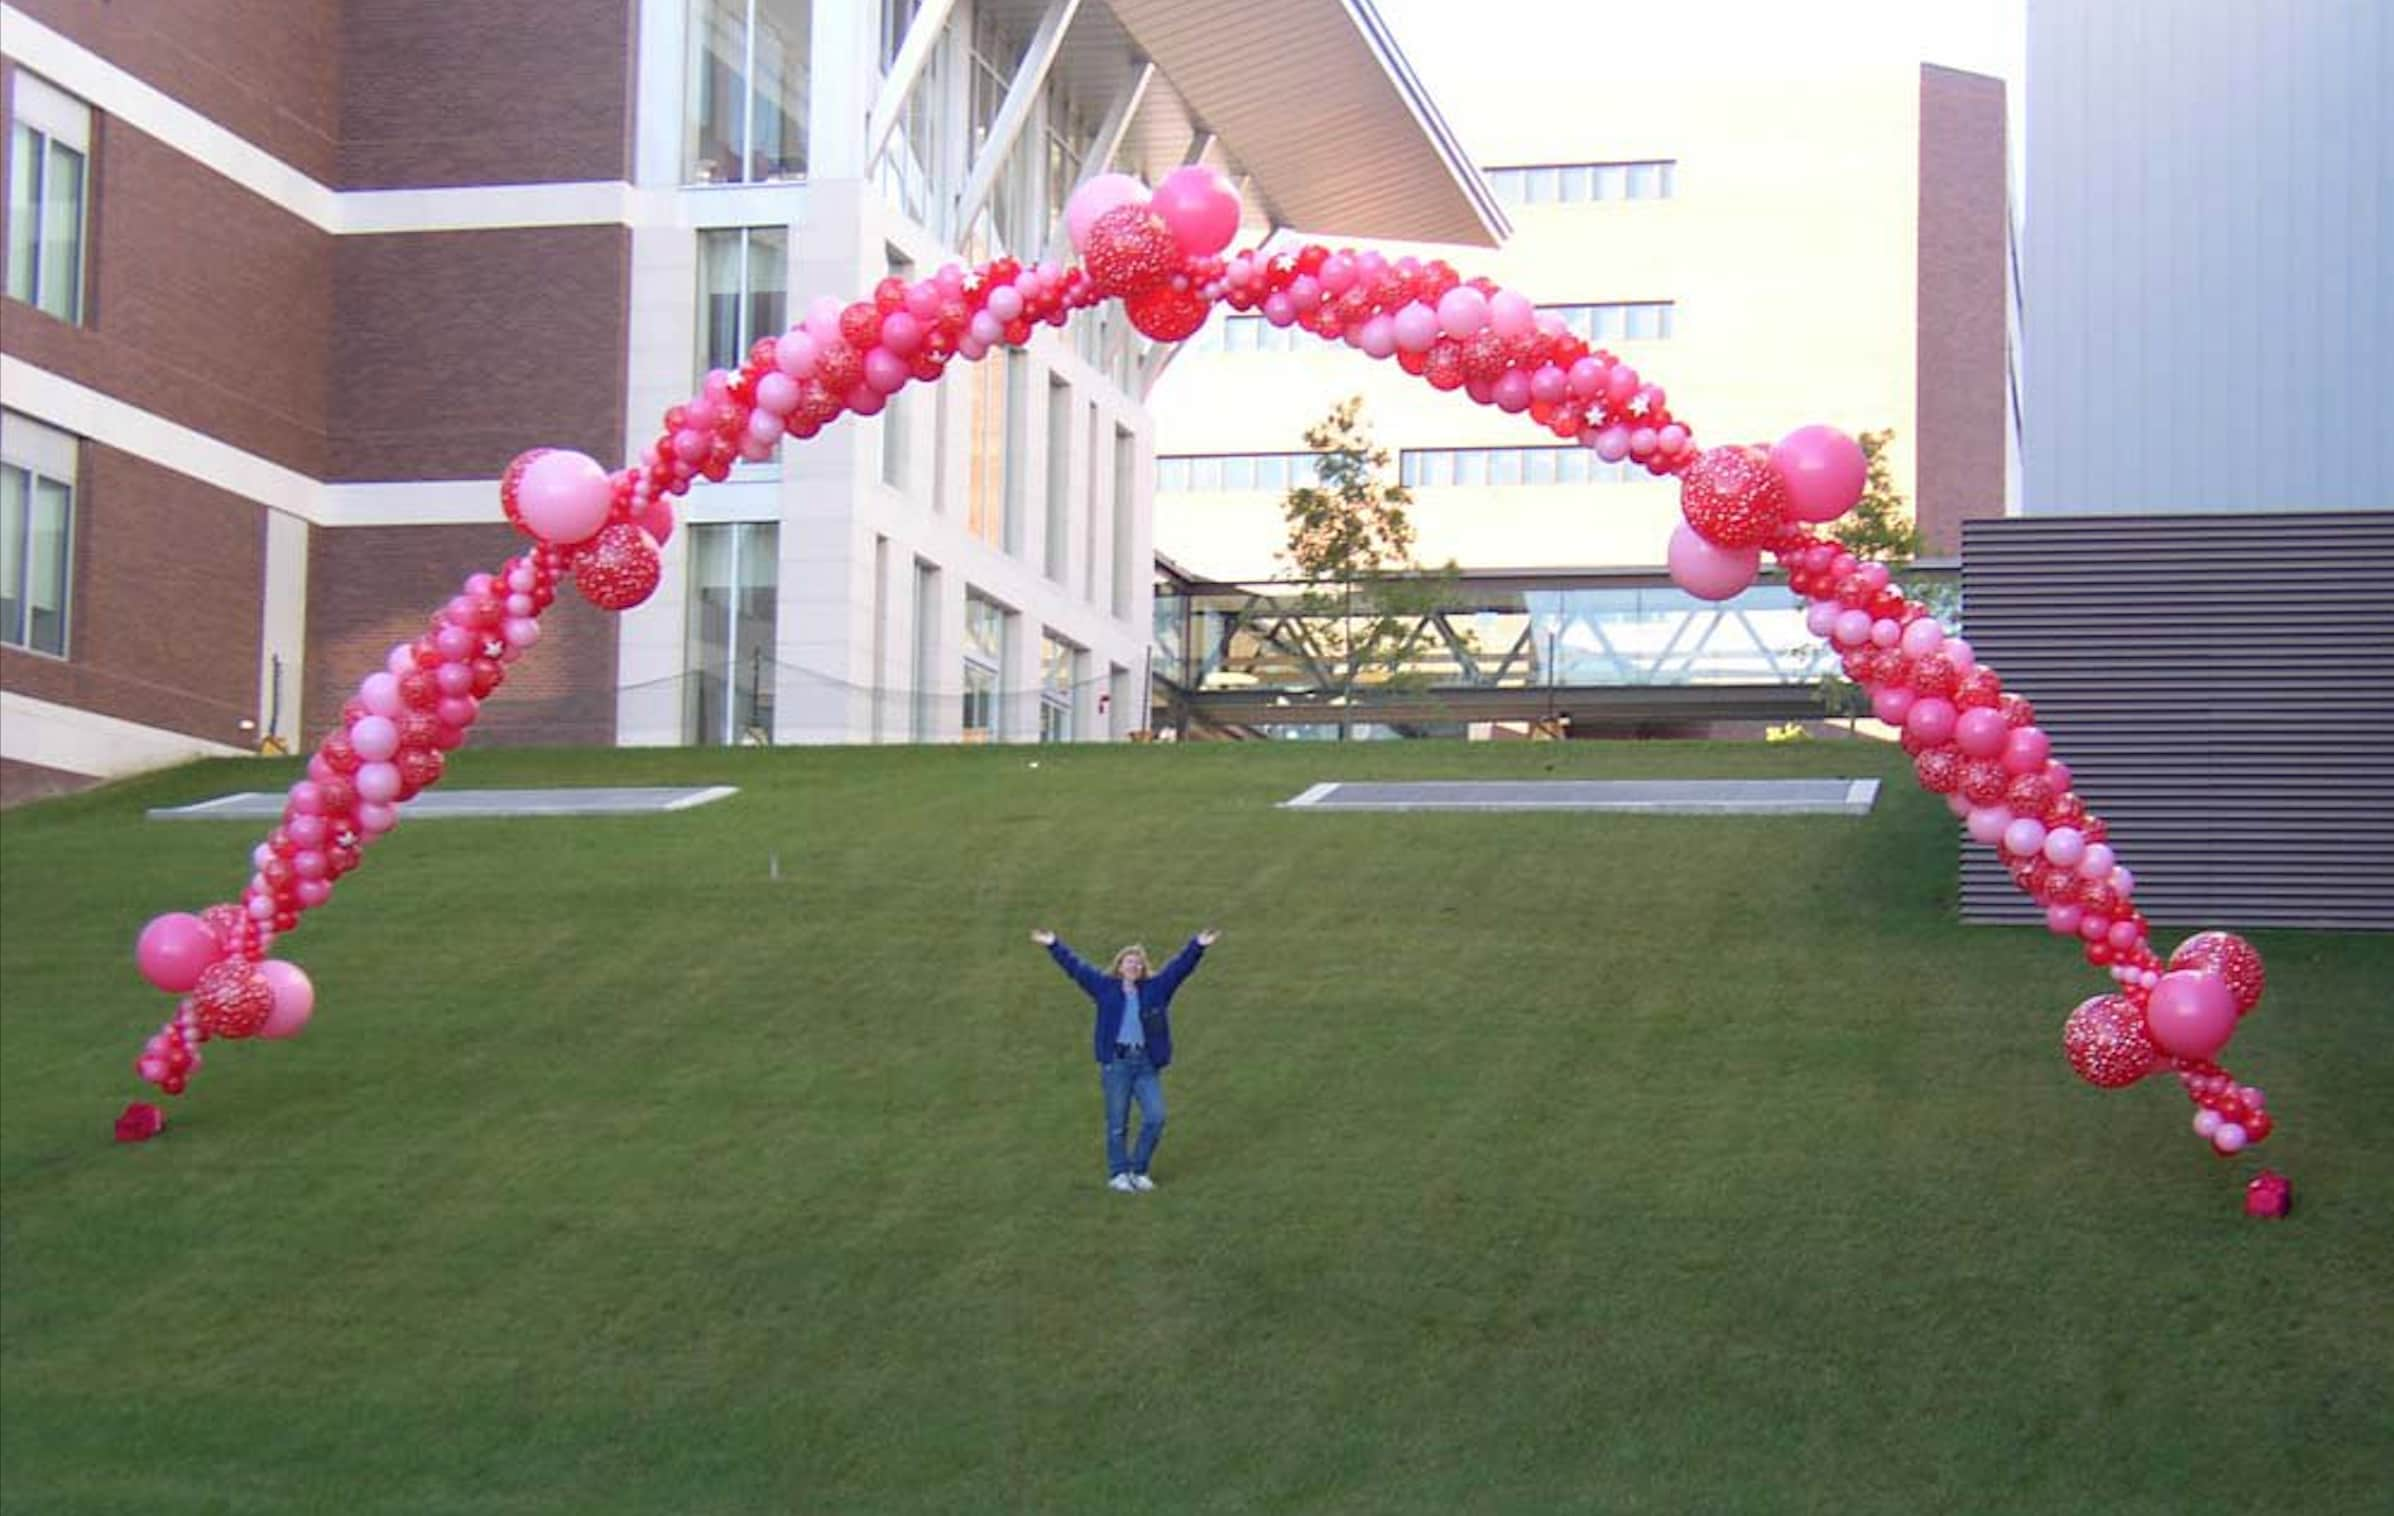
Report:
996,0,1508,248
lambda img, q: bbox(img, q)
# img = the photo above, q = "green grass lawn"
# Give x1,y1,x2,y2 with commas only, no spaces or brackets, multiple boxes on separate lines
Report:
3,739,2389,1514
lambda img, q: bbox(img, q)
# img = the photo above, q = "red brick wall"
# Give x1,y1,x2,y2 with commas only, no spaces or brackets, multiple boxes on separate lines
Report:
1915,65,2011,554
339,0,640,189
305,525,618,746
10,0,342,183
0,444,264,742
0,107,333,477
330,227,630,481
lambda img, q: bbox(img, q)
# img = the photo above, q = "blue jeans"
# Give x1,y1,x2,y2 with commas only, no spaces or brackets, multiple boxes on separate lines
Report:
1101,1049,1167,1176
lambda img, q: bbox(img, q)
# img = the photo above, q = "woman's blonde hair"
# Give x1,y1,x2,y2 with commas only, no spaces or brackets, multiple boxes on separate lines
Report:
1107,944,1152,979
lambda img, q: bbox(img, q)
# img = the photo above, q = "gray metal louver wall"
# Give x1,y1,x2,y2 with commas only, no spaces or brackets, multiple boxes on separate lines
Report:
1958,512,2394,930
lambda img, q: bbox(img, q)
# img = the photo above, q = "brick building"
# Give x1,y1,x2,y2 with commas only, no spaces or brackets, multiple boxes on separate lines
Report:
0,0,1497,801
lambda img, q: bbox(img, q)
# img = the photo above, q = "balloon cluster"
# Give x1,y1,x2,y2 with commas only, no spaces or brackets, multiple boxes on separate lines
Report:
1662,426,2279,1159
116,163,2282,1190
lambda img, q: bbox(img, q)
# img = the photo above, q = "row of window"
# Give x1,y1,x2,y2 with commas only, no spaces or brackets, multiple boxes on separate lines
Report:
1483,160,1676,206
1402,447,1644,488
1156,453,1327,494
1543,302,1676,343
962,593,1087,743
1158,446,1648,494
1183,302,1675,358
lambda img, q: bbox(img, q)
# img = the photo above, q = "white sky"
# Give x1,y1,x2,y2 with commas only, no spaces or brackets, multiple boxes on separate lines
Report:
1375,0,2025,167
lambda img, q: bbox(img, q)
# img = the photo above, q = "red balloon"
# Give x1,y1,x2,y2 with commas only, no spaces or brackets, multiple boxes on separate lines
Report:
1678,447,1789,550
2063,994,2159,1088
1912,747,1961,793
575,523,663,611
1125,283,1211,342
1960,758,2010,806
193,959,274,1039
2168,932,2266,1014
1084,204,1183,299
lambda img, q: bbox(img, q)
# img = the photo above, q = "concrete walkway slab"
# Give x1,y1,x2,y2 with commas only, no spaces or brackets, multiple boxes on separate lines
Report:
149,786,740,821
1280,779,1879,815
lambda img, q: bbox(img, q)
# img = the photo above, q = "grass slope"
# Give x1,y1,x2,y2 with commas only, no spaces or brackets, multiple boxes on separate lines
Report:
3,741,2389,1514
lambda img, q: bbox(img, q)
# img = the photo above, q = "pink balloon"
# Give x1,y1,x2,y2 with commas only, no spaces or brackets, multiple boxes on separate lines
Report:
357,801,399,835
1390,302,1439,353
1904,696,1958,746
1358,314,1397,358
1149,165,1242,256
1831,609,1873,648
502,616,542,650
359,672,404,719
2001,726,2051,775
1898,618,1945,659
1804,601,1841,638
2212,1122,2249,1154
1436,286,1489,338
1871,686,1916,724
136,913,224,994
355,762,402,805
774,330,819,379
1492,371,1533,413
286,813,328,848
1965,806,2013,845
1488,289,1536,340
1665,523,1759,601
2043,826,2087,867
2146,971,2238,1059
294,879,332,909
513,450,613,547
1591,425,1633,463
2002,816,2048,857
2045,904,2084,935
1769,425,1868,524
350,716,400,763
255,959,316,1039
2076,842,2116,879
1065,172,1148,253
863,347,909,395
1953,706,2009,759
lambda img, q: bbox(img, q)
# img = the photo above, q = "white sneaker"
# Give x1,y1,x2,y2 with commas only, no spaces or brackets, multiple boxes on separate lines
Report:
1129,1173,1156,1192
1108,1173,1136,1193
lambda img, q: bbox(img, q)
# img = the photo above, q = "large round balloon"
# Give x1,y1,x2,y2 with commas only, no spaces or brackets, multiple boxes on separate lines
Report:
2168,931,2265,1014
135,913,223,994
2144,970,2238,1060
2062,994,2158,1088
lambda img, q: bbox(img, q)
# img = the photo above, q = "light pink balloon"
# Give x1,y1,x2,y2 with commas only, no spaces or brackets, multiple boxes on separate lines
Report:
1770,425,1868,523
294,879,332,909
2212,1122,2249,1153
1358,315,1397,358
1665,523,1760,601
255,959,316,1040
774,331,819,379
136,913,223,994
1436,286,1489,338
2076,842,2116,879
1899,618,1945,659
1591,425,1633,463
1065,172,1149,253
2002,816,2048,857
755,371,800,414
863,347,909,395
1805,601,1841,638
357,801,399,835
513,450,613,547
2045,904,2084,935
2146,971,2238,1059
2043,826,2087,867
359,672,404,719
1150,165,1242,256
1391,302,1439,353
1965,806,2013,845
502,616,542,650
1492,371,1533,413
1872,686,1917,724
355,762,402,805
435,662,474,696
1488,289,1536,340
350,715,400,763
286,813,328,848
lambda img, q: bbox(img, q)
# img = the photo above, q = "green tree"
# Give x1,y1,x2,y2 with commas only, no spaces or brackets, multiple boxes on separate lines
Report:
1278,398,1464,737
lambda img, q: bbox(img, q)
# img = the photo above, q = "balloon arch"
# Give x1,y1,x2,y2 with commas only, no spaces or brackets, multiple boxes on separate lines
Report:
122,169,2279,1176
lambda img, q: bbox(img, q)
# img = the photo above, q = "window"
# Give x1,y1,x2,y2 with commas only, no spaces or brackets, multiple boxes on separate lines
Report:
1482,159,1675,207
1044,376,1071,580
696,226,788,380
912,560,941,739
686,0,810,184
1541,302,1676,344
6,73,91,325
1154,453,1325,493
1111,427,1135,618
882,250,913,487
1398,446,1633,487
963,592,1008,741
1,411,76,656
967,349,1010,547
684,522,778,744
877,0,949,224
967,7,1028,253
1040,633,1077,741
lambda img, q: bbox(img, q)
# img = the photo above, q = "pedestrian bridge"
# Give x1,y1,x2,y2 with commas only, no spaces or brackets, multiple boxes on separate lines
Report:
1151,563,1958,737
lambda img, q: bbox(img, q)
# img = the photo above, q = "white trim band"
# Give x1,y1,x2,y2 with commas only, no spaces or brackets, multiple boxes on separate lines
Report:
0,688,245,779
